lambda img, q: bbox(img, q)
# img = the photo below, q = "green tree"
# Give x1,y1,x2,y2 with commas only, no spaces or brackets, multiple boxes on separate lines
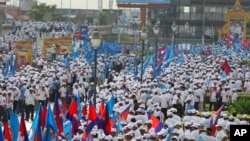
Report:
99,11,108,25
28,2,59,21
0,10,6,36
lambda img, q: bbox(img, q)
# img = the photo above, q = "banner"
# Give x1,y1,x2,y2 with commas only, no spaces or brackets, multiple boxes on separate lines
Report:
43,38,58,56
15,41,32,70
80,25,88,41
58,37,73,53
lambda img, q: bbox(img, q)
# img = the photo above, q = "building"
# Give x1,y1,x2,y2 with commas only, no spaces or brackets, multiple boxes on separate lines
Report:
117,0,250,43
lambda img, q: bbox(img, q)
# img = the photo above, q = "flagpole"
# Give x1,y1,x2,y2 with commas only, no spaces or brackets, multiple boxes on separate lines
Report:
202,0,206,45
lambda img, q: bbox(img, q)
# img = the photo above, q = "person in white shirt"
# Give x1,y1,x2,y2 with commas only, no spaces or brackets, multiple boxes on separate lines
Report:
244,79,250,92
160,90,171,119
215,123,228,141
59,83,67,103
0,91,5,122
78,82,86,101
72,83,80,97
193,86,200,110
189,123,200,141
11,86,20,113
36,85,49,106
25,88,36,121
231,89,238,103
235,78,242,92
5,91,14,119
239,114,249,125
222,86,231,105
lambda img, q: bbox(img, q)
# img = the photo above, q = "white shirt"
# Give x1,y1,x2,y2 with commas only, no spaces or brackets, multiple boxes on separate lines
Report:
231,92,238,103
160,94,171,108
0,95,4,106
12,88,20,101
36,88,49,101
25,91,36,105
190,129,199,141
222,90,231,103
59,86,67,98
152,94,161,104
5,94,14,109
215,130,227,141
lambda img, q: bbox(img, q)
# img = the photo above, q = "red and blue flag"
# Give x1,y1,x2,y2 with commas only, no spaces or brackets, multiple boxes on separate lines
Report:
119,104,130,121
221,60,232,75
148,113,163,133
66,97,80,134
210,104,224,136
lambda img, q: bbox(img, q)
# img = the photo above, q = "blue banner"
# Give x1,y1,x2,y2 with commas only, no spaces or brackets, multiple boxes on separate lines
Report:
80,25,88,41
116,0,170,4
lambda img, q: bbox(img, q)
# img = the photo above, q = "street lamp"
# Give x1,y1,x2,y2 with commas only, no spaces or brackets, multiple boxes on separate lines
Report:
90,28,102,107
184,22,189,50
153,19,160,77
172,21,177,36
140,26,148,84
131,20,136,44
171,22,177,57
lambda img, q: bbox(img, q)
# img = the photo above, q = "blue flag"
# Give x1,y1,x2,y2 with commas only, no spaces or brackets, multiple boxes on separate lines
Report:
107,94,115,114
43,104,58,141
10,111,19,141
63,58,70,69
11,55,17,76
28,105,42,141
3,60,10,77
169,35,175,60
0,123,3,141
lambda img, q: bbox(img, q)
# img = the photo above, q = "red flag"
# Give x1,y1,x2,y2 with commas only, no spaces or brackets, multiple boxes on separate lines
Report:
210,105,224,136
18,112,28,141
41,105,47,129
221,60,232,75
4,121,12,141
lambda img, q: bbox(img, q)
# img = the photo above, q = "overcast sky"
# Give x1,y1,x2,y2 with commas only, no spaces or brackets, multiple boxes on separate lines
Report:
38,0,118,10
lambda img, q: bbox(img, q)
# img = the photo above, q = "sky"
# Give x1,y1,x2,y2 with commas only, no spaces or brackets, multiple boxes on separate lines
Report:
38,0,118,10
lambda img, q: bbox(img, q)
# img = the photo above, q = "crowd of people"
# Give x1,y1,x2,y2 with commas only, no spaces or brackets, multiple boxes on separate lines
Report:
0,20,249,141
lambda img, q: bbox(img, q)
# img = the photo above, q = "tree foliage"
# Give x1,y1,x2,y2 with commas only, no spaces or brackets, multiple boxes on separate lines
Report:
228,97,250,114
99,11,108,25
28,2,60,21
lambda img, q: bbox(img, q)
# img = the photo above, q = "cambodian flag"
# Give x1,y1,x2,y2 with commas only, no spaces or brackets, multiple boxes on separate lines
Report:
66,97,80,134
210,104,224,136
148,113,163,133
4,121,12,141
82,102,99,140
41,103,48,130
99,104,113,135
221,60,232,75
119,104,130,121
53,96,64,137
17,112,28,141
